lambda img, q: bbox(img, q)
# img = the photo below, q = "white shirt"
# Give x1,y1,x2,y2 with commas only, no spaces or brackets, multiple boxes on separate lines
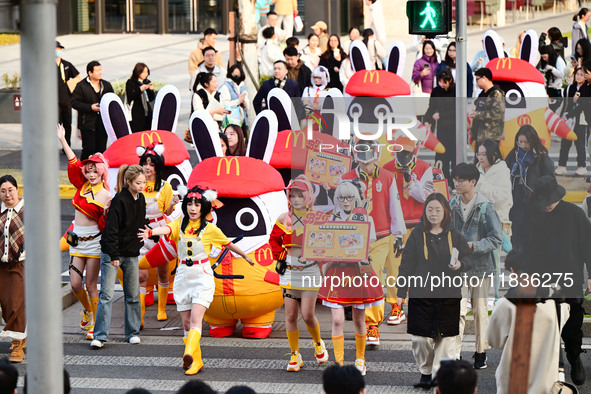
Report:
459,193,477,222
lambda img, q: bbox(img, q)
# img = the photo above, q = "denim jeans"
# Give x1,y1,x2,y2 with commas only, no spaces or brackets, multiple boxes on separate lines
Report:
93,253,140,342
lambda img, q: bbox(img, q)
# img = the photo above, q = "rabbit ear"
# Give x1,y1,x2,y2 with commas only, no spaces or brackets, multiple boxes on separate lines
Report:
246,110,278,163
100,93,132,144
483,29,505,60
189,110,223,161
321,88,350,140
267,88,298,131
520,30,539,67
386,42,406,75
151,85,180,132
349,41,370,73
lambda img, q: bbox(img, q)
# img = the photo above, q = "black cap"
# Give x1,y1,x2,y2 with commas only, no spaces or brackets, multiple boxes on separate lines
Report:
56,41,65,49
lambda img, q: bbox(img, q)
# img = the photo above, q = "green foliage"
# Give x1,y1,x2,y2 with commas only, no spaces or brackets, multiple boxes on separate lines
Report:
1,72,20,90
111,79,165,96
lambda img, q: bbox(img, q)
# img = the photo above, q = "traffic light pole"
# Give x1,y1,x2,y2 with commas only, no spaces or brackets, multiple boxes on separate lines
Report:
455,0,468,164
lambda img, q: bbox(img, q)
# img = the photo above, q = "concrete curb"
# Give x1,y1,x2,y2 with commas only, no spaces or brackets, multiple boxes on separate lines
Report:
61,284,77,311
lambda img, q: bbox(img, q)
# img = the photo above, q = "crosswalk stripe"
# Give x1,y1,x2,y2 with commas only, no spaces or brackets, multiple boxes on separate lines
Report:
61,355,418,373
42,378,420,393
60,334,421,350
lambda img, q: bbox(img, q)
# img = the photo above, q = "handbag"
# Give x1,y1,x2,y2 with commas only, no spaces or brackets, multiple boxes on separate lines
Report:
294,15,303,33
123,95,133,122
66,230,79,247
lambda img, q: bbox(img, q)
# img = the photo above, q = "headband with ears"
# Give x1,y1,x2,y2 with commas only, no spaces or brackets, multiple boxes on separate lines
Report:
136,142,165,157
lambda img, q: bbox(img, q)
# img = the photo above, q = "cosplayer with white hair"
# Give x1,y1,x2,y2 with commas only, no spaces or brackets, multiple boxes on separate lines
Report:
318,179,381,376
302,66,330,99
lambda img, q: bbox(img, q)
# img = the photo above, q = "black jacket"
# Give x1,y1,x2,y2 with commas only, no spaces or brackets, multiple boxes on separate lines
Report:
424,84,457,146
57,59,79,106
101,187,146,260
505,151,555,205
253,78,300,114
398,223,472,338
526,201,591,298
319,53,344,91
126,79,155,133
71,78,114,131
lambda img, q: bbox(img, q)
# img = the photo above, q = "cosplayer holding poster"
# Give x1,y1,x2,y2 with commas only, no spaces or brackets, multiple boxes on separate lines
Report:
58,123,113,341
342,140,406,346
318,179,383,376
138,185,253,375
269,175,329,372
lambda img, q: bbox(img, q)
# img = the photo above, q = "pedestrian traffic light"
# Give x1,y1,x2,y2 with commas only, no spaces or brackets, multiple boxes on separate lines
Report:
406,0,452,36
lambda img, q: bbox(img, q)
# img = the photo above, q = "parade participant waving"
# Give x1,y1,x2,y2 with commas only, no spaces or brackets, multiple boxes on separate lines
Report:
137,143,180,327
91,165,146,349
138,185,253,375
318,180,383,376
58,123,112,341
270,175,328,372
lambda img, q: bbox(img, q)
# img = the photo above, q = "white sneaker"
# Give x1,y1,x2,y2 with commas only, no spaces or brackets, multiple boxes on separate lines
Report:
575,167,588,176
128,336,141,344
355,358,366,376
90,339,104,349
555,166,567,175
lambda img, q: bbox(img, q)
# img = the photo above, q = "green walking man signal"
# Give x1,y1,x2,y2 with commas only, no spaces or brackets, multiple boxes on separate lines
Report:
406,0,452,36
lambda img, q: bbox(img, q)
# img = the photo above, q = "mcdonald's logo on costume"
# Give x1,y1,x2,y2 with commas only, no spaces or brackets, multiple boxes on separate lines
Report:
496,58,512,70
141,131,163,146
285,130,307,150
363,70,380,84
517,115,532,126
216,157,240,176
255,245,274,267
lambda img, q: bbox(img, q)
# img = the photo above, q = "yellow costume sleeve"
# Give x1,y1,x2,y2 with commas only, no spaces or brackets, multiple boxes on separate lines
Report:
166,217,182,244
157,182,174,214
202,223,231,255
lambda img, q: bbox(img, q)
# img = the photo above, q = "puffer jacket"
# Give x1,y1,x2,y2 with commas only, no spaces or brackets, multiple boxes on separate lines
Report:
449,192,502,276
475,160,513,223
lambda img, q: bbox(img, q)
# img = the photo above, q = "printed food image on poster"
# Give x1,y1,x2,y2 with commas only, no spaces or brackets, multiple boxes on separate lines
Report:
304,151,352,189
303,222,370,262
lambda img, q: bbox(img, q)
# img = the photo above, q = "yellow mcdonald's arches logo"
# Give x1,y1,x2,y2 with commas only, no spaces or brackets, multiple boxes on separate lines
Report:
140,131,162,146
363,70,380,84
216,157,240,176
285,130,307,149
256,247,273,262
517,114,532,126
496,58,512,70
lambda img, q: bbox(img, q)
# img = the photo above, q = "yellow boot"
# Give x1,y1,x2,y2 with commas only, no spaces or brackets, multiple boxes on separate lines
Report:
183,329,199,370
157,284,168,321
9,339,25,363
186,334,204,375
140,292,145,329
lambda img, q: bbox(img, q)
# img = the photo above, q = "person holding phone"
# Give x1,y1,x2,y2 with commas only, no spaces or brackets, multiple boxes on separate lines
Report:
126,63,155,133
319,34,346,91
191,72,229,129
397,193,472,389
412,40,440,95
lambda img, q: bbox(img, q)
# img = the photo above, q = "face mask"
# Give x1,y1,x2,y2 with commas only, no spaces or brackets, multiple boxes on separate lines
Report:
55,49,62,58
231,75,244,84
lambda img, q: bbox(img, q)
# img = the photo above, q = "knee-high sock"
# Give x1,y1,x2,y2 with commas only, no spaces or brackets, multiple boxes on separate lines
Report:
74,289,92,312
306,322,322,344
286,329,299,352
89,297,98,324
139,288,146,326
332,335,344,365
355,332,366,360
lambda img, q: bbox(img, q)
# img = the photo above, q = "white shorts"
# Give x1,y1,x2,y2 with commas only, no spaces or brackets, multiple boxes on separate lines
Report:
70,224,101,259
173,261,215,311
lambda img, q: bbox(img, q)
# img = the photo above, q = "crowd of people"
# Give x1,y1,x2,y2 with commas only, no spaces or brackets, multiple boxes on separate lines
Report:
3,2,591,394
